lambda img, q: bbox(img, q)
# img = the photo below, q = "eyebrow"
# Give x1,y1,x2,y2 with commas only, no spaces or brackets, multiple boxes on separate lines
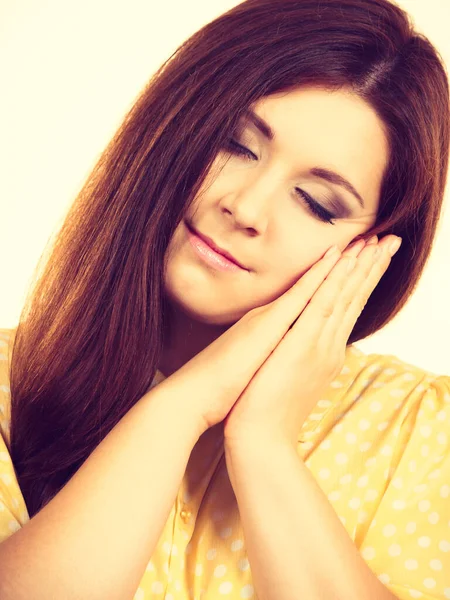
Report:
243,108,366,209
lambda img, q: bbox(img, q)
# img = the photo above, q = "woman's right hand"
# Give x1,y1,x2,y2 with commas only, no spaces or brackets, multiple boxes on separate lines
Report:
153,238,372,437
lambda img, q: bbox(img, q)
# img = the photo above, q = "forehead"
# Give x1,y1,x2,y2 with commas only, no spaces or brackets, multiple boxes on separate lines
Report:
249,87,389,215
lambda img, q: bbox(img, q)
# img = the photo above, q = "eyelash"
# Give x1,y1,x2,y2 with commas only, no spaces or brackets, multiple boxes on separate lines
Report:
223,139,337,225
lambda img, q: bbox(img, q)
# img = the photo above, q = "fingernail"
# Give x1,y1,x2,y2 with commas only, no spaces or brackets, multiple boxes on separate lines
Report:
388,237,402,256
366,235,378,246
324,245,340,259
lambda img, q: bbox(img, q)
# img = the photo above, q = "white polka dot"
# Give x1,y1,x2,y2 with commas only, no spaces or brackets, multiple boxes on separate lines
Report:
370,401,382,412
378,573,390,584
133,588,145,600
357,510,368,524
365,489,378,502
0,473,12,486
388,544,401,556
231,539,244,552
391,477,403,489
361,546,376,560
320,439,332,450
429,512,440,525
241,584,255,598
335,453,348,465
214,564,227,577
436,410,447,421
206,548,217,560
238,558,250,571
349,498,361,510
318,399,332,408
420,425,432,438
409,590,424,598
212,509,225,522
430,559,442,570
377,421,389,431
402,372,416,381
8,521,20,533
405,559,418,570
413,483,428,494
418,500,431,512
440,485,450,498
218,581,233,594
389,388,404,397
423,578,436,589
383,524,397,537
392,499,406,510
345,432,357,444
146,561,155,572
428,469,441,480
358,419,371,431
439,540,450,552
319,468,331,479
409,460,417,472
151,582,164,593
328,490,341,502
357,475,369,487
359,441,372,452
406,522,417,534
437,432,448,445
331,380,344,388
381,445,393,456
384,368,397,376
365,457,376,468
195,564,203,576
220,527,232,539
444,588,450,599
418,536,431,548
340,474,352,484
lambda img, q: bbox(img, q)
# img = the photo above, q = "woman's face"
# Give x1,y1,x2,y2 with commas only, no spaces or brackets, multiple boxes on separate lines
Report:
164,86,389,326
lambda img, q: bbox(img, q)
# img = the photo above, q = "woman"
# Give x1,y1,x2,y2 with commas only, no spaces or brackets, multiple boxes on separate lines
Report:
0,0,449,598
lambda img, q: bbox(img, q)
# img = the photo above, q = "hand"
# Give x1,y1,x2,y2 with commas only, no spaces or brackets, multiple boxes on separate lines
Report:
222,235,402,449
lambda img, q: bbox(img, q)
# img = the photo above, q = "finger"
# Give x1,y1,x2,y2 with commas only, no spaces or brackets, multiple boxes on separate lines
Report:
283,249,364,348
255,244,343,333
316,241,385,347
331,241,394,348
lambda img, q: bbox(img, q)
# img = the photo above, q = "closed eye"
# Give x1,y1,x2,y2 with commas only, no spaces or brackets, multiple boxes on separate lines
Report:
223,139,337,225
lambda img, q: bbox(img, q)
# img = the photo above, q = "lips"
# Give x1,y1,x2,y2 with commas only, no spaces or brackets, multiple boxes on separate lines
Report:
186,222,248,270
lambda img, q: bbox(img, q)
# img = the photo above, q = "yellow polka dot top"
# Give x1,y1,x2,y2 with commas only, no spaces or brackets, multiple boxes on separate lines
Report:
1,327,449,599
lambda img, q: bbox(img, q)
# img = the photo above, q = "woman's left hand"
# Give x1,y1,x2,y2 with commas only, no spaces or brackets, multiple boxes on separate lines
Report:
223,234,402,450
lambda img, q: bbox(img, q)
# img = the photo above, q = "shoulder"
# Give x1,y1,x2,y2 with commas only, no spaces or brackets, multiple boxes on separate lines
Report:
300,344,448,445
341,344,449,424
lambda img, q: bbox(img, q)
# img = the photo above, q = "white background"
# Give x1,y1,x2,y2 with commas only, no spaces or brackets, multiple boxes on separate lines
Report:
1,0,449,374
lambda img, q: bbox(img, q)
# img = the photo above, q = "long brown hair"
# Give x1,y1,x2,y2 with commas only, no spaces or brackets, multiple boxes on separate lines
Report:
8,0,449,518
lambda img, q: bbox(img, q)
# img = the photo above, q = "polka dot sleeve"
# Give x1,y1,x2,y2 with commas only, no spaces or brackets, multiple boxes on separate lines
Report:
0,435,29,544
359,374,450,599
0,329,30,545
